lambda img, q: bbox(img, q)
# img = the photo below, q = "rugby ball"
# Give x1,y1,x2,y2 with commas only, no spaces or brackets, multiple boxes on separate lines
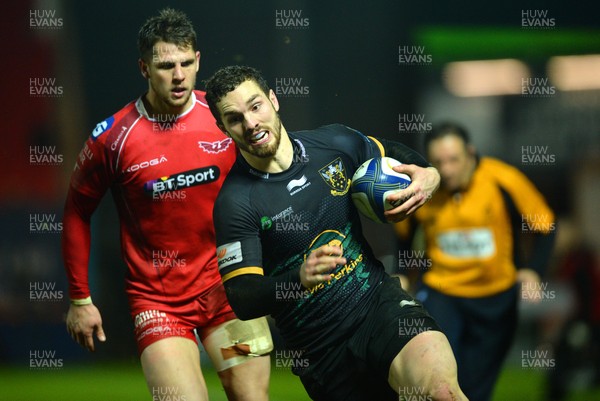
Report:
351,157,411,223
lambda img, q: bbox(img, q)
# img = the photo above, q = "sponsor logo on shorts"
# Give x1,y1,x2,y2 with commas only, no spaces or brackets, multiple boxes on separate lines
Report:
134,310,188,340
217,241,243,269
144,166,220,195
198,137,233,154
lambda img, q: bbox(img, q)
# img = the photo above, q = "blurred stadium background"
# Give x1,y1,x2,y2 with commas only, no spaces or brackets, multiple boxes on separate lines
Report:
2,0,599,399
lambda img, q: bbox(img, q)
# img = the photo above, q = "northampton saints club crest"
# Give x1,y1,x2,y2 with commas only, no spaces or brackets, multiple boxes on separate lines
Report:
319,157,350,196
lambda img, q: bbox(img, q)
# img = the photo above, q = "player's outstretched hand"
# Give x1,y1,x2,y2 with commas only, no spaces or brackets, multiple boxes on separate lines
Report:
66,303,106,352
300,245,346,288
384,165,440,222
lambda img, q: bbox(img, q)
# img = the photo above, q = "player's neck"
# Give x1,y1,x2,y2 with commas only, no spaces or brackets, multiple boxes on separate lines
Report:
242,129,293,174
142,91,194,119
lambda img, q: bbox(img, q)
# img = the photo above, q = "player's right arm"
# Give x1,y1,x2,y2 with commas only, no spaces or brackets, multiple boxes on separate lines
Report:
63,188,106,351
62,120,115,351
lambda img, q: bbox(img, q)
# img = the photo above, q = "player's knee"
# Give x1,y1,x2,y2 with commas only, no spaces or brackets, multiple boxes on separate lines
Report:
426,381,467,401
218,359,270,401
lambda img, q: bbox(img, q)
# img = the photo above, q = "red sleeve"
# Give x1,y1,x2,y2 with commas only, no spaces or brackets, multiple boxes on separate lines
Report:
62,127,114,299
62,187,102,299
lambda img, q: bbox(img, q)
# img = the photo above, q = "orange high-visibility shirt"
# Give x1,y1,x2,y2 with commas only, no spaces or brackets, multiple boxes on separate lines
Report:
395,157,554,298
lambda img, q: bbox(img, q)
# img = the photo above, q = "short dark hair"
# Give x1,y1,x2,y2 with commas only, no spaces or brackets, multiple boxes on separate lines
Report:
205,65,271,125
424,122,471,151
137,8,197,62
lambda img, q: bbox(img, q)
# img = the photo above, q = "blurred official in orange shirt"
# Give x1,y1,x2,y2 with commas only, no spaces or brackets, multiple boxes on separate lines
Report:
395,122,556,401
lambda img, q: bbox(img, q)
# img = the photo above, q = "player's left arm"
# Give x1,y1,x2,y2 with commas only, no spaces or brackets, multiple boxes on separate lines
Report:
368,136,440,222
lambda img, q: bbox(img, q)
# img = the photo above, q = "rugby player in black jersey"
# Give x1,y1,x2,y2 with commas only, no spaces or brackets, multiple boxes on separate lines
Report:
205,66,467,401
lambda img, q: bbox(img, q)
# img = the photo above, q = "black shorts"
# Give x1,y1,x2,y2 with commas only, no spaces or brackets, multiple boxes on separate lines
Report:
299,275,441,401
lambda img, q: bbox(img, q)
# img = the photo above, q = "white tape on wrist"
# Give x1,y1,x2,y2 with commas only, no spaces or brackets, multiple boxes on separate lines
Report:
70,296,92,306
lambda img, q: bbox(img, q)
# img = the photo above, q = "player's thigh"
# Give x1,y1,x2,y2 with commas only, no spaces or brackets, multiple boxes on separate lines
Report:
141,337,208,401
389,330,459,394
199,317,273,374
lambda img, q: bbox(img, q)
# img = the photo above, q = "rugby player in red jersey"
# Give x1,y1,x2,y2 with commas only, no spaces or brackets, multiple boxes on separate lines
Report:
62,9,271,401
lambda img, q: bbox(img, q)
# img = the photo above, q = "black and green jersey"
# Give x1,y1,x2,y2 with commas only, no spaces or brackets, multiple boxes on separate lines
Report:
214,124,425,354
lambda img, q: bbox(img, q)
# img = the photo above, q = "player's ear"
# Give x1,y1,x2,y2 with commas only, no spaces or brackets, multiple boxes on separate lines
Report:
268,89,280,112
217,123,230,136
138,58,150,79
466,144,476,158
195,51,201,72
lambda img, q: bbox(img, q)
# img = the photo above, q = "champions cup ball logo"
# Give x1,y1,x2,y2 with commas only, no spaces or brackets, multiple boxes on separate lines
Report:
351,157,411,223
319,158,350,196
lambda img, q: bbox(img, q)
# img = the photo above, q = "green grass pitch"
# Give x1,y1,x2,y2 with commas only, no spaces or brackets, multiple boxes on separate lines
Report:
1,362,599,400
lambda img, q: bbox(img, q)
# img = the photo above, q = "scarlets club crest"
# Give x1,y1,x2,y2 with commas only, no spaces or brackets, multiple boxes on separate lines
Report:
319,157,350,196
198,137,233,154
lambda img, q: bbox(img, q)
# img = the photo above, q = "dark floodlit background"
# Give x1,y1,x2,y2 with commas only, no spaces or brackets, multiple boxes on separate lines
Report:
2,0,599,400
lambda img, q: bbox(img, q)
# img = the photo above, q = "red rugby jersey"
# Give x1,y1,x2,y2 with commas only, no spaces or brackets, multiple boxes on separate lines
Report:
62,91,236,307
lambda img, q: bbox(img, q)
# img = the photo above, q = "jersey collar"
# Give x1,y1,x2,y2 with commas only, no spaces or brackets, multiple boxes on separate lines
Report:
135,92,197,121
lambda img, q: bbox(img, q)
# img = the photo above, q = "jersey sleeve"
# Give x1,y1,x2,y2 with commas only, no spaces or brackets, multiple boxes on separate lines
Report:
62,120,115,300
321,124,429,168
373,137,430,167
491,160,556,276
214,182,264,283
318,124,387,167
493,160,555,233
